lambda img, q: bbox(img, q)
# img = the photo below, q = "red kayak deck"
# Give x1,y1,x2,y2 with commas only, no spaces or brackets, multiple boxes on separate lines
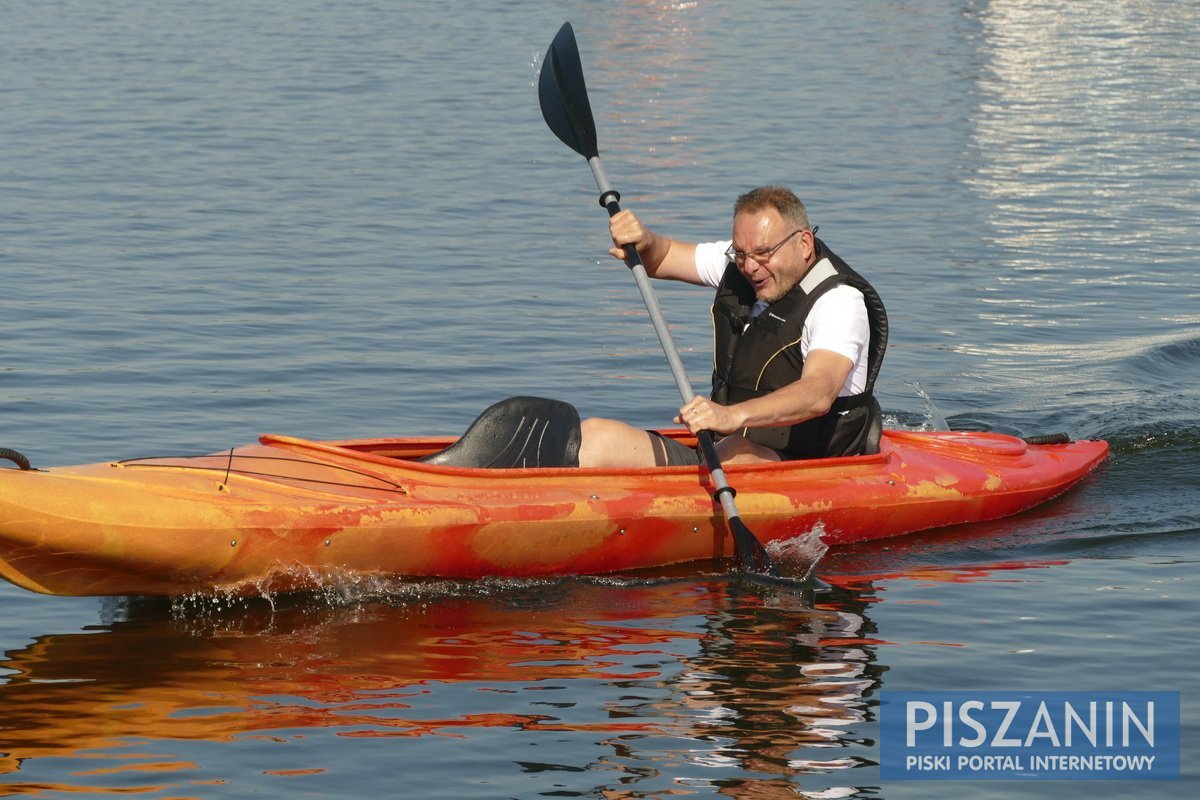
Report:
0,429,1107,596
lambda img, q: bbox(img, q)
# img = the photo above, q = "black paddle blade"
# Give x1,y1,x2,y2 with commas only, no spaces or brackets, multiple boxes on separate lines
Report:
539,22,599,159
729,516,773,574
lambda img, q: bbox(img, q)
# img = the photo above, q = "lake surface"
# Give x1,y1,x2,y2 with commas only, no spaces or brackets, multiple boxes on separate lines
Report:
2,1,1197,797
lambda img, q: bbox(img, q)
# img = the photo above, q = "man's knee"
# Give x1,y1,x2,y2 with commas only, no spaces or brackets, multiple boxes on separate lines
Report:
579,417,622,467
580,417,621,448
579,417,656,468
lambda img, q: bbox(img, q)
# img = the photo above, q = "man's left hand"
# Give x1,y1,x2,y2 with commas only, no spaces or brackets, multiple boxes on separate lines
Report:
676,398,743,435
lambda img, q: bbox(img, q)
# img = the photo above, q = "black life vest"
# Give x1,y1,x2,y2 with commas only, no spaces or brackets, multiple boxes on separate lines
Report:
710,237,888,459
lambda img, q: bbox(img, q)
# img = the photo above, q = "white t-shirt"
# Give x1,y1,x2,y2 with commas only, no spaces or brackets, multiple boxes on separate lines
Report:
694,241,870,396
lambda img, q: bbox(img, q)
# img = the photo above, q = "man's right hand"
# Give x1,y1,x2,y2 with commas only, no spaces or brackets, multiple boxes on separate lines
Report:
604,208,702,284
608,209,655,262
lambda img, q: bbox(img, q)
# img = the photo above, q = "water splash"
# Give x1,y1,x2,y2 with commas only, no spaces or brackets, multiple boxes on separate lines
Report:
906,381,951,431
529,50,543,89
767,525,830,582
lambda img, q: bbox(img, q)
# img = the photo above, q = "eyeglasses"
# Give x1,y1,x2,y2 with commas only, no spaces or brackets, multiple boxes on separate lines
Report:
725,226,815,267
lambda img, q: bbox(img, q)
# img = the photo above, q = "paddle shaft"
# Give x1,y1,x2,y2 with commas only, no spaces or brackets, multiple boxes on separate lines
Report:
586,157,744,528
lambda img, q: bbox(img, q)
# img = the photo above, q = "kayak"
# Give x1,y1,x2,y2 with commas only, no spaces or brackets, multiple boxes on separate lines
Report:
0,402,1107,597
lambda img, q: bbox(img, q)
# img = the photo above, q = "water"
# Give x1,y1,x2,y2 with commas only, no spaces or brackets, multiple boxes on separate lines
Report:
1,0,1197,796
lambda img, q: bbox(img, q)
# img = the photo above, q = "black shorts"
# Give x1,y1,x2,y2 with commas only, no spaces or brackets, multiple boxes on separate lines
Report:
647,431,701,466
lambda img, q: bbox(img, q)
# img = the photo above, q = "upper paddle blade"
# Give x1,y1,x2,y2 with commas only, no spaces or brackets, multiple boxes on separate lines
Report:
538,22,599,159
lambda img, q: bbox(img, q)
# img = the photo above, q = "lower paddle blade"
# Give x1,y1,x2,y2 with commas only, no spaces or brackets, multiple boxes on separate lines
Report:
538,22,599,159
729,516,773,574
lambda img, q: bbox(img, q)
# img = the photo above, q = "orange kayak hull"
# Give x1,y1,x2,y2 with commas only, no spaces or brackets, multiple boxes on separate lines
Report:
0,429,1107,597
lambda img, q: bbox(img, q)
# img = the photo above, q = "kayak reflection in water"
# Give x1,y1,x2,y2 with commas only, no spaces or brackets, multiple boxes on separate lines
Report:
576,186,889,469
0,578,883,794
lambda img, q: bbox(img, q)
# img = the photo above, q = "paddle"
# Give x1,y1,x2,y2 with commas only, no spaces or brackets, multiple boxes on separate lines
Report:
538,22,773,573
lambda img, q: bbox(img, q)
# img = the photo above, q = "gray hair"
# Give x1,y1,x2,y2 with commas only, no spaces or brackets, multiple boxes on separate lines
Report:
733,186,810,230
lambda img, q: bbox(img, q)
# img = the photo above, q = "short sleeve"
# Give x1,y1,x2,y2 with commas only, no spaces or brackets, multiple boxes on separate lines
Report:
694,241,732,288
804,285,870,394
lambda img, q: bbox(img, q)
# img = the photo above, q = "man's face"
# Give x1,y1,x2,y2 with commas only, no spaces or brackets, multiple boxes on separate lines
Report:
729,208,815,304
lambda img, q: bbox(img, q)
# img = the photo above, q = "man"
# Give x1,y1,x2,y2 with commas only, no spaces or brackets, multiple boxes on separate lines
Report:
578,186,887,467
